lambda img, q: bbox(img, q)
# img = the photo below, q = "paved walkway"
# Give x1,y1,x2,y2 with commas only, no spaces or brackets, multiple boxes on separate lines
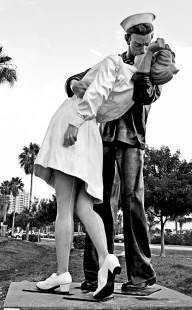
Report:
115,243,192,251
150,244,192,251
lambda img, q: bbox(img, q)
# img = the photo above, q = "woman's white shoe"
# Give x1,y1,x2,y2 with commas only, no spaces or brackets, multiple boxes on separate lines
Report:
36,272,72,293
93,254,121,300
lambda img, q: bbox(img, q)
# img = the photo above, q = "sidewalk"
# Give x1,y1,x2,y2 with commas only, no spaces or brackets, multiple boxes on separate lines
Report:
150,244,192,251
114,242,192,253
39,239,192,252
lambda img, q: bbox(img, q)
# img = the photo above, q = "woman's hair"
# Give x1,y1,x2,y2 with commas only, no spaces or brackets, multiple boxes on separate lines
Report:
125,23,154,42
150,50,179,85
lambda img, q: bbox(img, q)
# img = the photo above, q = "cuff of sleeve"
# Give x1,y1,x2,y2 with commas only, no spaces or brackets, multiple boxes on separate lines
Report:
69,113,85,129
132,72,150,81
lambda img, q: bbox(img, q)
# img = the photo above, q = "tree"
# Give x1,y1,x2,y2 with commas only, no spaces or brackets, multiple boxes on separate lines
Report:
34,195,57,228
9,177,24,236
0,46,17,86
146,211,160,243
177,216,192,233
6,212,19,229
171,160,192,234
144,146,192,256
15,213,28,230
18,142,40,240
0,180,11,223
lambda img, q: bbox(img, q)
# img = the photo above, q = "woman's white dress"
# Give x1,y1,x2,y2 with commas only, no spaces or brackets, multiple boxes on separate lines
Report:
35,96,103,203
34,54,137,203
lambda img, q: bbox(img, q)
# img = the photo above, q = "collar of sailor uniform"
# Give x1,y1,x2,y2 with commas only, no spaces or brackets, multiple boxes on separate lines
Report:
121,51,134,65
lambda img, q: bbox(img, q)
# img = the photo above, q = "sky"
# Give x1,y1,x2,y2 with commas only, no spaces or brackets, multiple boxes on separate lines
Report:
0,0,191,200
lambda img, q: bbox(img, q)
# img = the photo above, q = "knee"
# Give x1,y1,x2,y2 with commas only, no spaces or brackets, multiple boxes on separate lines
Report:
123,180,144,202
56,207,72,221
76,205,85,221
122,191,143,211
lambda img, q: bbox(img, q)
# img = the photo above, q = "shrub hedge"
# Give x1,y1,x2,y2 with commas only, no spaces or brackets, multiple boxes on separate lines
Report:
22,234,40,242
151,231,192,246
73,234,85,249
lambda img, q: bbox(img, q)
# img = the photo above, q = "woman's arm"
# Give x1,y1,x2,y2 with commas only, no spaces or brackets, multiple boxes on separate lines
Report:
65,69,91,97
63,55,120,146
68,55,120,128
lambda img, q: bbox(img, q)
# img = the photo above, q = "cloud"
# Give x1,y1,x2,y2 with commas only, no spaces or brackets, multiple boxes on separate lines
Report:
89,49,102,57
115,30,124,41
0,39,9,45
21,52,39,60
173,45,192,69
29,31,39,42
18,0,36,6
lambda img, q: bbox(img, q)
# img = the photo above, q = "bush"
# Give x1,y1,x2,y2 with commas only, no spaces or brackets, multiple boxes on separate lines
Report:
151,235,161,244
22,234,40,242
151,231,192,246
182,230,192,246
73,234,85,249
165,233,186,245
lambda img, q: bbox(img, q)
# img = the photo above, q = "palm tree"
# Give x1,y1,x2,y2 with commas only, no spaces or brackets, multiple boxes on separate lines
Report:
173,216,192,234
18,143,40,240
10,177,24,236
177,216,192,234
0,46,17,86
0,180,11,224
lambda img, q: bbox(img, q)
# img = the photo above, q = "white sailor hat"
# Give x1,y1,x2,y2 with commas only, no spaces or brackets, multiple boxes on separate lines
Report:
120,13,155,33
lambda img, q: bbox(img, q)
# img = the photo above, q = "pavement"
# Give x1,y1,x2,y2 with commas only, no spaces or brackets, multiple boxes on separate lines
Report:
3,281,192,310
115,243,192,257
115,243,192,252
150,244,192,251
40,238,192,252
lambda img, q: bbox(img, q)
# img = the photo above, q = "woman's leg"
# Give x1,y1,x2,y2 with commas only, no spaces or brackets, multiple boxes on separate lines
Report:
76,185,108,268
76,184,121,299
36,170,75,292
54,170,77,275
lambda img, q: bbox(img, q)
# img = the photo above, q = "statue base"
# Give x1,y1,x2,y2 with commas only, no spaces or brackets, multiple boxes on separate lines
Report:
3,281,192,309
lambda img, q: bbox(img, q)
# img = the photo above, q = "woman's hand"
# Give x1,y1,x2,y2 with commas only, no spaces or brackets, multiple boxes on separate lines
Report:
70,80,90,98
63,124,78,147
137,38,171,73
147,38,170,54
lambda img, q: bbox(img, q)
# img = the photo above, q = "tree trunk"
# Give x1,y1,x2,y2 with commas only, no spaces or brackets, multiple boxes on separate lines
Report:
26,222,30,240
78,222,81,235
3,202,8,223
179,222,183,234
175,219,178,234
38,228,40,243
26,170,33,241
160,215,166,257
11,199,16,237
148,225,153,244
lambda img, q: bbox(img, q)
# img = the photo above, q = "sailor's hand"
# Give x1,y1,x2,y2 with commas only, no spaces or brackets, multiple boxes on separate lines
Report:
70,80,90,98
63,124,78,147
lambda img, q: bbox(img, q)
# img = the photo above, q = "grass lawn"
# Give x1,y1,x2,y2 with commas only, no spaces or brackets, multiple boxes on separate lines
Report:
0,237,192,309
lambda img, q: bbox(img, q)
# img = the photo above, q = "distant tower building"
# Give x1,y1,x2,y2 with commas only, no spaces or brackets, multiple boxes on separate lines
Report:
0,189,30,214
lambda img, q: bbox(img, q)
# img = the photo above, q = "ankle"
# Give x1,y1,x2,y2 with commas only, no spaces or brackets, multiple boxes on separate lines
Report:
57,270,68,276
99,253,108,269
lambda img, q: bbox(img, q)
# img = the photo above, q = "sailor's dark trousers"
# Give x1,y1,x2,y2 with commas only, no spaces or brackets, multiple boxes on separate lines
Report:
83,142,155,284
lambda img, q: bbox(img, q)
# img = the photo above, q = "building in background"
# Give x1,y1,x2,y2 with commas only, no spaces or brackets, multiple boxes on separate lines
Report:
0,189,30,215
